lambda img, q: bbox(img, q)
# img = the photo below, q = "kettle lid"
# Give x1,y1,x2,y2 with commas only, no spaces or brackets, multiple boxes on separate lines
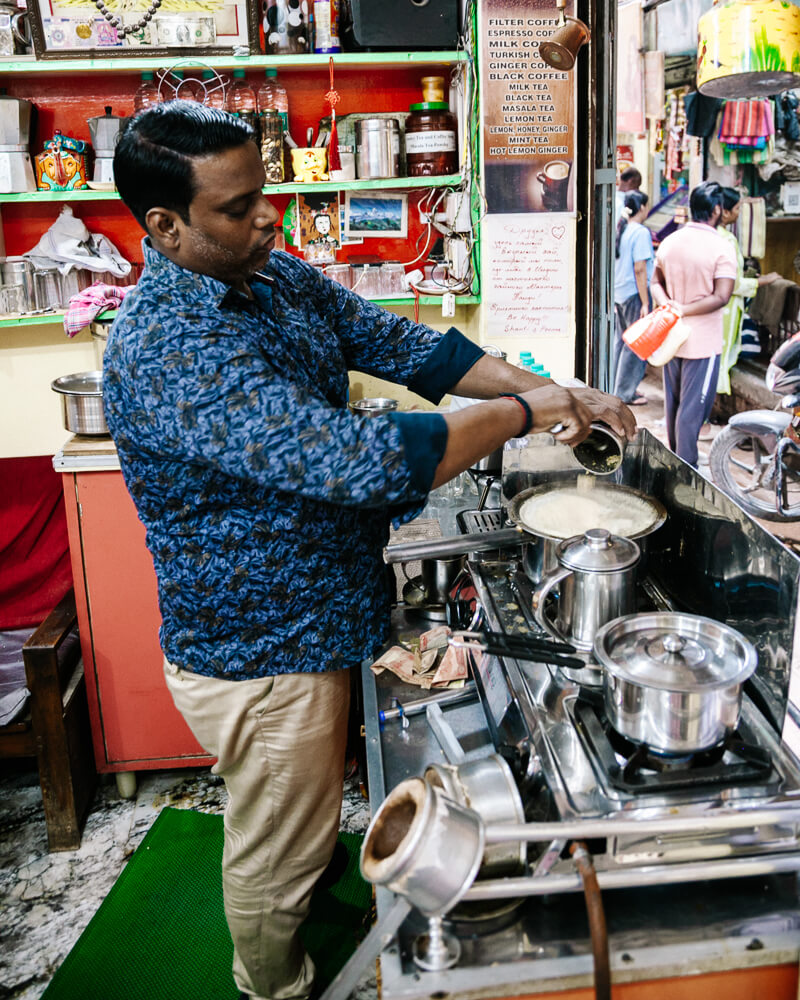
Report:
557,528,640,572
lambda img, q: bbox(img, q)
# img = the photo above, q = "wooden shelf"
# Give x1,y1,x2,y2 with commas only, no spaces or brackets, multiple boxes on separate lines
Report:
0,51,467,76
0,174,464,203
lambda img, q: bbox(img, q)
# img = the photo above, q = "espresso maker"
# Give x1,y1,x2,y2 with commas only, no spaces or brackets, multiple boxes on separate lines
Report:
0,95,36,193
86,106,128,183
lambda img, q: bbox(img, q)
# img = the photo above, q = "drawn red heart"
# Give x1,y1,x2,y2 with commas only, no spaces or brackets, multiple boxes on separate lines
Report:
551,226,565,240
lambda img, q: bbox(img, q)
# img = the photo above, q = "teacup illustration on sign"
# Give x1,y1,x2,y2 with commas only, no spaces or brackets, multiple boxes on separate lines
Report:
537,159,571,212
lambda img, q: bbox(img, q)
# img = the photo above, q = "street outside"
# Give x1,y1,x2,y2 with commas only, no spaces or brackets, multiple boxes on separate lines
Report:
633,368,800,550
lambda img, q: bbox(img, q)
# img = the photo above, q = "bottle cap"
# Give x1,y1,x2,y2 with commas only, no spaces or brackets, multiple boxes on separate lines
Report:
233,68,246,78
266,68,277,78
409,102,450,112
141,71,154,81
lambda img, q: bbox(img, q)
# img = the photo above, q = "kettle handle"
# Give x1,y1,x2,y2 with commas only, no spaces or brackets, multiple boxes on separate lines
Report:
11,10,29,46
531,565,572,644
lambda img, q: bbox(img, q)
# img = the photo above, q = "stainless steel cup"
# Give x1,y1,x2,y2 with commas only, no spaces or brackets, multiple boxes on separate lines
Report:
1,256,33,311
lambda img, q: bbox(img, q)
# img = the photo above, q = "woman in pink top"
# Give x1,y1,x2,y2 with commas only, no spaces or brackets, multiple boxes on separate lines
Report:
650,181,737,467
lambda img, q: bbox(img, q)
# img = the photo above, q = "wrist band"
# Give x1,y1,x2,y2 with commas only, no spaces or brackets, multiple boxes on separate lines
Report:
498,393,534,436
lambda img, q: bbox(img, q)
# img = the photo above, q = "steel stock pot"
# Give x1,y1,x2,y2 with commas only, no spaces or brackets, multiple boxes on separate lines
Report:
593,612,758,755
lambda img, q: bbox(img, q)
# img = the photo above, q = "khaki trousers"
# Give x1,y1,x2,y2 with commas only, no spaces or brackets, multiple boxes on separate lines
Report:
164,659,351,1000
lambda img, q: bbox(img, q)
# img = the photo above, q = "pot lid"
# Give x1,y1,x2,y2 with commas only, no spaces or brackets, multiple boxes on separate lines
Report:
593,612,757,691
558,528,640,572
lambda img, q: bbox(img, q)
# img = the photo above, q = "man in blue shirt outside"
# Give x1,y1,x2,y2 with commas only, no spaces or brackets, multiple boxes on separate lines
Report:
107,102,634,1000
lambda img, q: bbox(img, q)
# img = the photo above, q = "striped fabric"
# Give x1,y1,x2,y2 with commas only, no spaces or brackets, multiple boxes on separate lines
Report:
737,198,767,260
719,99,775,147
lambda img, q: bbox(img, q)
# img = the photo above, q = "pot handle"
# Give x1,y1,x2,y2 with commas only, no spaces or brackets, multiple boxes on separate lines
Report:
532,566,572,644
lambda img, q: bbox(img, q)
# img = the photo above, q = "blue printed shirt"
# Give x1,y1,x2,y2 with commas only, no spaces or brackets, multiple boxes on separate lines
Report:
103,242,483,680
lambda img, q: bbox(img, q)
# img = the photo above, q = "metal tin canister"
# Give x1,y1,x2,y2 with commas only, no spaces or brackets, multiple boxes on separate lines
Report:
355,118,399,179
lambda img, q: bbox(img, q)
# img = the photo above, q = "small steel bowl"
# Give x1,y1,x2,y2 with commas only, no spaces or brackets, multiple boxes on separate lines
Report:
51,370,108,436
348,397,399,418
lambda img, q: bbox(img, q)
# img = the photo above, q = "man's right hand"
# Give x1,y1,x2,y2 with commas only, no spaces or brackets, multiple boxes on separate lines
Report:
518,384,595,445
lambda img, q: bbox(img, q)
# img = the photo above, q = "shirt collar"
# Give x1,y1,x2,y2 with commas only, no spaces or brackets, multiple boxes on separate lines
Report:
140,238,275,311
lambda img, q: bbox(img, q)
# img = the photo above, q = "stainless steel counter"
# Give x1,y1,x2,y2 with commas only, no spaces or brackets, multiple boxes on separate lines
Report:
362,489,800,998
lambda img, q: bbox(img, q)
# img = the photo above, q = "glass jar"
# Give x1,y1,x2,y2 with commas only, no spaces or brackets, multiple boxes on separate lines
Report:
405,102,458,177
325,263,352,289
260,110,284,183
380,262,406,297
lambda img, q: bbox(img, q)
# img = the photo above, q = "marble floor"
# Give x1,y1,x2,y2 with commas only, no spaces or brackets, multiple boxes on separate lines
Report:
0,760,375,1000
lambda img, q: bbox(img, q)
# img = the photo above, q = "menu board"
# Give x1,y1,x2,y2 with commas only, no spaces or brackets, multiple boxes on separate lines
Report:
483,214,575,339
479,0,577,214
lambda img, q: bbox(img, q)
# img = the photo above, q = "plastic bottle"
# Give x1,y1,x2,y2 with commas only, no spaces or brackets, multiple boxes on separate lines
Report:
227,68,260,140
313,0,340,53
257,68,289,133
133,72,161,112
201,69,226,110
171,71,202,103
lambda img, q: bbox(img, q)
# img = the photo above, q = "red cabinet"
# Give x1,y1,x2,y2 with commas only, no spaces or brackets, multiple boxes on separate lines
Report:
58,439,212,772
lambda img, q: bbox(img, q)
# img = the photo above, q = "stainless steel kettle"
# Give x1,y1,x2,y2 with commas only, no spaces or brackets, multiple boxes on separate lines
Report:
532,528,640,651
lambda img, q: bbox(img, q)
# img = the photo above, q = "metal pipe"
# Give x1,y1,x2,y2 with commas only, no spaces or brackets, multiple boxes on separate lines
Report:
377,681,476,722
483,808,800,844
463,852,800,902
383,528,523,564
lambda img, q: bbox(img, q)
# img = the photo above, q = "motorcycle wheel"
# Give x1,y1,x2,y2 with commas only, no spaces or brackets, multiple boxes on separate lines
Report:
709,425,792,521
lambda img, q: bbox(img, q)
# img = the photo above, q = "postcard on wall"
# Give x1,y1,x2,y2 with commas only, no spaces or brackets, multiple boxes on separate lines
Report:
482,212,575,340
296,193,341,264
344,192,408,240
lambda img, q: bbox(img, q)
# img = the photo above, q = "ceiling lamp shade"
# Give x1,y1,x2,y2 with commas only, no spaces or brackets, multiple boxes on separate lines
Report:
697,0,800,97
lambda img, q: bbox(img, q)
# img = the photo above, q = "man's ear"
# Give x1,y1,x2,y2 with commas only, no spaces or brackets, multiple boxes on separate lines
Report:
145,207,183,250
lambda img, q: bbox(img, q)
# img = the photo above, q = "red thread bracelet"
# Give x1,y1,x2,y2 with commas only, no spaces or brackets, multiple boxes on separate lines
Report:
498,393,533,435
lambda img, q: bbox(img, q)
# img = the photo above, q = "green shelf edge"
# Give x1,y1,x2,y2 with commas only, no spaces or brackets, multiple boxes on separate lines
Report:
0,294,479,327
0,51,467,75
0,174,464,202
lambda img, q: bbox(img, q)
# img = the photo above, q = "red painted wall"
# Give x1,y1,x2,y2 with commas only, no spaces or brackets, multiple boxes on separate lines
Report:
1,65,454,267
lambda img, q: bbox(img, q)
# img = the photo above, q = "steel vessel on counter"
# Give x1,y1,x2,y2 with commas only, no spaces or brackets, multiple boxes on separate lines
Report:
424,755,526,878
360,776,484,916
533,529,640,684
384,482,666,586
51,371,108,435
593,612,758,754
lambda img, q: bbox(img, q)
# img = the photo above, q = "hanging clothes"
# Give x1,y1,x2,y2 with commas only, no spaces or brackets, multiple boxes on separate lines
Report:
717,226,759,394
737,198,767,260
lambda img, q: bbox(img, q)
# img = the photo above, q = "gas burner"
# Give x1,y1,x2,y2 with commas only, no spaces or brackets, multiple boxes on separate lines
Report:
573,695,780,795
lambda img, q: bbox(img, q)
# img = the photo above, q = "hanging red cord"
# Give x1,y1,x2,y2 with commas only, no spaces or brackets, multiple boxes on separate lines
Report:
324,56,342,172
413,285,420,324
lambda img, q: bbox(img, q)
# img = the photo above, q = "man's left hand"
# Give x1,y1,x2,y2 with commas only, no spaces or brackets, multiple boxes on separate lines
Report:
571,387,637,441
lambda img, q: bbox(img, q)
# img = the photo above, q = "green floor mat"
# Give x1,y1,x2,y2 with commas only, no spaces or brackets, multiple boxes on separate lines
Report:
42,807,372,1000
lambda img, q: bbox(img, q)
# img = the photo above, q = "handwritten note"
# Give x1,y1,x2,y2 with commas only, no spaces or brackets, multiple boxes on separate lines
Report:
483,213,575,339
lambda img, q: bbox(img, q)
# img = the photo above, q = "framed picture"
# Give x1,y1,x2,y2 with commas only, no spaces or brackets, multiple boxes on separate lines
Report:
28,0,257,58
344,192,408,240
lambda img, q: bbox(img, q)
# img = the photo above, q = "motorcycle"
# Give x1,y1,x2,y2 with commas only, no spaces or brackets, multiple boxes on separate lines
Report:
709,331,800,521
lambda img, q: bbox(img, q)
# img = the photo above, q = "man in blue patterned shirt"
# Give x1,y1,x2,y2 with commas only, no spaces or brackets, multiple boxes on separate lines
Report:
108,102,633,1000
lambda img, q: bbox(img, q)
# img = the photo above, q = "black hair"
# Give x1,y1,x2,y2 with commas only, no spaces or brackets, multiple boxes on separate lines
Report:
615,190,649,258
689,180,724,224
113,100,257,231
721,186,742,212
619,167,642,188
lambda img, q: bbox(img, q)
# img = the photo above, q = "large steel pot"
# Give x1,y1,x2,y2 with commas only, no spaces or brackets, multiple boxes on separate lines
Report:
51,370,108,435
424,754,526,878
593,612,758,755
360,777,484,916
384,482,667,587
